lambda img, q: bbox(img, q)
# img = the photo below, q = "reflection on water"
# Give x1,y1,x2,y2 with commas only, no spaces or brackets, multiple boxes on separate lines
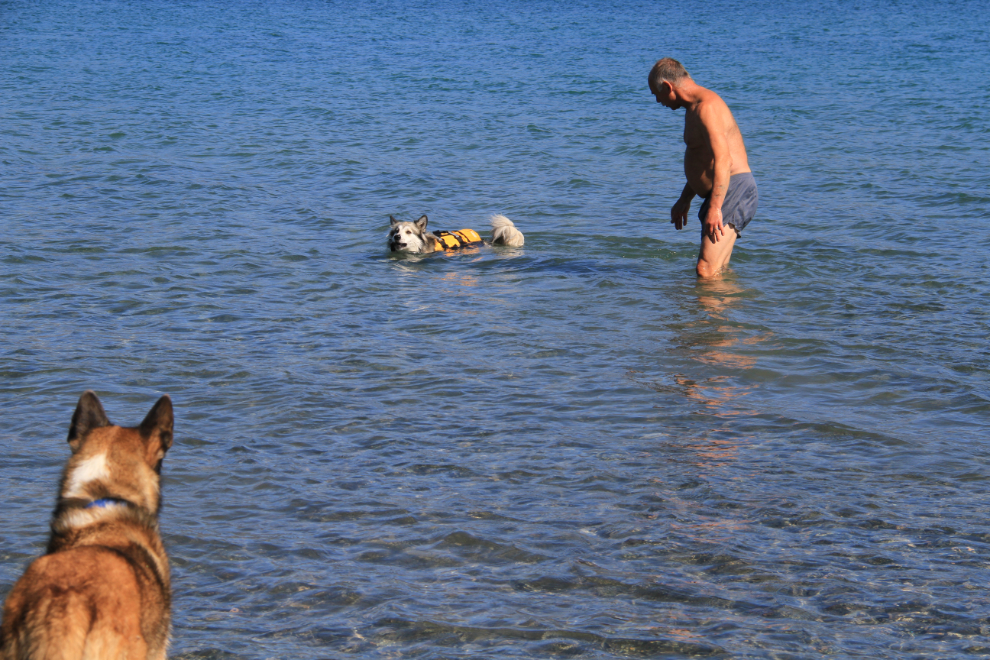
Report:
634,278,762,415
681,433,741,470
439,270,480,290
670,517,754,545
694,278,744,319
674,374,752,411
687,279,761,398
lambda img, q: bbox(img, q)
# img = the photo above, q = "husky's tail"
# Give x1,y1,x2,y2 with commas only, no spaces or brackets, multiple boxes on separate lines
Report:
490,214,525,247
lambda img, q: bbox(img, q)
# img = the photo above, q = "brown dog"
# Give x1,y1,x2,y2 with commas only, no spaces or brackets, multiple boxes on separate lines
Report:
0,391,173,660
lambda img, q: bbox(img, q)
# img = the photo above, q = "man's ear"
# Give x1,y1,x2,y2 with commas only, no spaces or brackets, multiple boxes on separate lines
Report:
390,215,400,227
68,391,110,451
415,215,429,232
140,395,174,454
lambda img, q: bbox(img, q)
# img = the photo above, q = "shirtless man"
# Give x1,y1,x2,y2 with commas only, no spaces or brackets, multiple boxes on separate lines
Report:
648,58,758,278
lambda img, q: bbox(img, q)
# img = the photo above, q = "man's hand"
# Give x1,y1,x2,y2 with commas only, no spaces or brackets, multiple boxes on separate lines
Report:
702,207,725,243
670,195,692,230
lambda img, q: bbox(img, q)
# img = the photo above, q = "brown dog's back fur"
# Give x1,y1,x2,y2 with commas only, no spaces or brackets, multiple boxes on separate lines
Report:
0,392,173,660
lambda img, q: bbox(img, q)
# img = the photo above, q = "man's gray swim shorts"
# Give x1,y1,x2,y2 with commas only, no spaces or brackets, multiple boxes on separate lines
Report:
698,172,758,235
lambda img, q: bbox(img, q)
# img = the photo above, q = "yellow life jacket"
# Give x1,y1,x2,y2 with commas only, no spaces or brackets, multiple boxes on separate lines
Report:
432,229,482,250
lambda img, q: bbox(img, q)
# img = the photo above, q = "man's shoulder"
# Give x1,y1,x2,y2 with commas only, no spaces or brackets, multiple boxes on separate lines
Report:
694,89,733,125
696,87,729,109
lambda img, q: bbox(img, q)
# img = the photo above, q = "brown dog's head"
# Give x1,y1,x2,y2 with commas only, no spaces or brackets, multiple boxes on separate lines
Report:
60,391,173,514
388,214,434,253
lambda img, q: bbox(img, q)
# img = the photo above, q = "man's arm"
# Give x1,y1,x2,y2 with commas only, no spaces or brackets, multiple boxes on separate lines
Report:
699,101,733,241
670,183,696,230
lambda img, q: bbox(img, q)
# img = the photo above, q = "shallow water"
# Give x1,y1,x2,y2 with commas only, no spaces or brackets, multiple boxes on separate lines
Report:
2,0,989,657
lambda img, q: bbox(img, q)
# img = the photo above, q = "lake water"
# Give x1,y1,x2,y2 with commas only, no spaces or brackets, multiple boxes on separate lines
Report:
2,0,989,657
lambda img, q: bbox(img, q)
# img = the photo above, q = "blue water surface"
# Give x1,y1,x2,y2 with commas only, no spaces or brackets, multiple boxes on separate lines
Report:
2,0,989,657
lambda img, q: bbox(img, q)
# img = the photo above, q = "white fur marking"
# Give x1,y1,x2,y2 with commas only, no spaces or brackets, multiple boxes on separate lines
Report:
65,453,109,497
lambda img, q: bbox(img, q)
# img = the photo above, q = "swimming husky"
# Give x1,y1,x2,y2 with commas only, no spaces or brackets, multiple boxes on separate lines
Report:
388,213,524,253
0,391,174,660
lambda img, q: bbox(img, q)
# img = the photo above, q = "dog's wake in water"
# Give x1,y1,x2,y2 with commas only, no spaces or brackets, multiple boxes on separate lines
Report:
388,214,524,253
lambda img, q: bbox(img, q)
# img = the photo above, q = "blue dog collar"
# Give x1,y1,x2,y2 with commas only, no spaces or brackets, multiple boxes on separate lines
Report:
85,497,130,509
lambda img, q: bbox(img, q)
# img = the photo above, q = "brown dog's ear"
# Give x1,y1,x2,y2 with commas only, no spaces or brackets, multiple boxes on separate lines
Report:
68,391,110,450
140,395,174,453
390,215,400,227
415,215,428,231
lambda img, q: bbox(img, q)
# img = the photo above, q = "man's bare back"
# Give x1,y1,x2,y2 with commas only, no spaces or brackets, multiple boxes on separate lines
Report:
648,58,758,279
682,90,750,197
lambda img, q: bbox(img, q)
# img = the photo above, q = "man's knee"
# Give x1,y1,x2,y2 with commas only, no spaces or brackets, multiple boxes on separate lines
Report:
696,259,720,279
696,225,737,278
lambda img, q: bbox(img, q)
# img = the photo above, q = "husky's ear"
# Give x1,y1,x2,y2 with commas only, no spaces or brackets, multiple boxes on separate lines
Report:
390,215,400,227
67,391,111,451
415,215,429,232
140,395,174,453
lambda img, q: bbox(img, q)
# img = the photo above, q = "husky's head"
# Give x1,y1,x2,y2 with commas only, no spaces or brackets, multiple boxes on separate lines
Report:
59,391,174,515
388,215,432,253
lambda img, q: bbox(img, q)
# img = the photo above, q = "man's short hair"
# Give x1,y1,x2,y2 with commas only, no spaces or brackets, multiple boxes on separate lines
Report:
649,58,690,90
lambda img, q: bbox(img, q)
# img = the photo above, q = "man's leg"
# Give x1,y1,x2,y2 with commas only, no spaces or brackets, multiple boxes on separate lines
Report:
696,225,738,278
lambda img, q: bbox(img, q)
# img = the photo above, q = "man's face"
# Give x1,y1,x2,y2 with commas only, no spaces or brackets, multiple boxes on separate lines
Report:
651,81,679,110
